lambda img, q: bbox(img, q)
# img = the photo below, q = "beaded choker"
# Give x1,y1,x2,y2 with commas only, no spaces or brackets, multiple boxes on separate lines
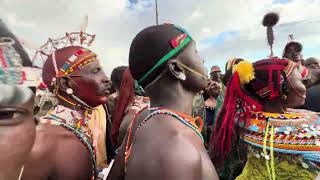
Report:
159,108,204,137
40,105,96,179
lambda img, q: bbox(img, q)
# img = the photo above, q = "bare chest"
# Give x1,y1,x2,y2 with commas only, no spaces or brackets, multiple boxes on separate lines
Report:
26,126,94,180
53,129,94,180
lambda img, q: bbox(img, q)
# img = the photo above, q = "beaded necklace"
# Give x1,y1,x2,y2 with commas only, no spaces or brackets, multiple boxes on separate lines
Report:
40,105,96,180
241,109,320,175
124,107,204,171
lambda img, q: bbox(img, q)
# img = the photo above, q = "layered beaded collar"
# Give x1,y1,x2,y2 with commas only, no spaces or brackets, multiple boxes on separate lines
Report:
241,109,320,172
242,109,319,135
42,105,90,132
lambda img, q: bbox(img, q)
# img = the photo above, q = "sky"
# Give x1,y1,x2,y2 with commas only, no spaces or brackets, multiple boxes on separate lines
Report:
0,0,320,75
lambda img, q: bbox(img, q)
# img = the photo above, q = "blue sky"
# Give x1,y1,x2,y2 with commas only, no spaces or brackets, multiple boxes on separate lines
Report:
1,0,319,74
273,0,292,4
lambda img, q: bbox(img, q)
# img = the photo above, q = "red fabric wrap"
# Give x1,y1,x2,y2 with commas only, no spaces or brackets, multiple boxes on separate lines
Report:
111,68,135,147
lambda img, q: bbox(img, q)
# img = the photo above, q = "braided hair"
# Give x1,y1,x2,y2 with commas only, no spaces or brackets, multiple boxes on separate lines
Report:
210,58,294,163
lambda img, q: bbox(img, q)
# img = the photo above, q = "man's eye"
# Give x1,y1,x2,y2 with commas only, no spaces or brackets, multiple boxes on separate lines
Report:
92,67,101,73
0,109,26,120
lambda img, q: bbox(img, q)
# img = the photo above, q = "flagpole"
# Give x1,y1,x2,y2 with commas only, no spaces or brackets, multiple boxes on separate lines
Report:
155,0,159,25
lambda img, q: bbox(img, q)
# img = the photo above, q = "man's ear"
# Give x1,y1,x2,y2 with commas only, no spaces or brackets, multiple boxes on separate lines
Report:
167,59,186,81
58,77,72,92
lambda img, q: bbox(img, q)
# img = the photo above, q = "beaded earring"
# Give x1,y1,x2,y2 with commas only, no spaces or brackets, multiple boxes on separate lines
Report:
66,88,73,95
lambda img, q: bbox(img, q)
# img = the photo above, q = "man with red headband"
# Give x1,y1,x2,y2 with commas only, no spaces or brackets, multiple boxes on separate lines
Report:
23,32,112,180
108,24,218,180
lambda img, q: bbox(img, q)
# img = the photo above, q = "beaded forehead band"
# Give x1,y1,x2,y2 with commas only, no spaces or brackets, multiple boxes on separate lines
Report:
56,48,97,77
32,31,97,80
0,37,41,86
138,24,193,84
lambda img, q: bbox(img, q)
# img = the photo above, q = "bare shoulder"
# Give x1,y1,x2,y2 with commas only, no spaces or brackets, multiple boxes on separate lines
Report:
29,124,58,158
31,124,61,155
23,124,59,179
159,134,202,180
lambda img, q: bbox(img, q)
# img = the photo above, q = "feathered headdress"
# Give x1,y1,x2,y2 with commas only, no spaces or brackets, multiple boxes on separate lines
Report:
19,15,96,73
32,31,96,72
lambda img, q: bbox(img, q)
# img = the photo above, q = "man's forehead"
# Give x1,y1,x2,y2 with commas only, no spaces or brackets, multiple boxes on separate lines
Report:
307,60,318,63
287,44,301,51
305,58,320,64
0,85,34,106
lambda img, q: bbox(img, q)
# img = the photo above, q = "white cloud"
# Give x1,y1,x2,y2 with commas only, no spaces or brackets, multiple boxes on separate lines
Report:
0,0,319,75
201,27,211,34
189,9,203,21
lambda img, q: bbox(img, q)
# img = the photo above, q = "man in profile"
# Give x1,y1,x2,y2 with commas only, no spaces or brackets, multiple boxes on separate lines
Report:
304,57,320,69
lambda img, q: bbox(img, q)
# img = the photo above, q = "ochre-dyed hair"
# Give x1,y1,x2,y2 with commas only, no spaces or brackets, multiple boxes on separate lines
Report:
111,68,135,147
129,24,190,87
210,58,294,163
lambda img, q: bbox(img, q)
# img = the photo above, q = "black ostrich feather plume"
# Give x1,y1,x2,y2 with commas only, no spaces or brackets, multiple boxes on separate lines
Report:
262,12,279,27
262,12,280,57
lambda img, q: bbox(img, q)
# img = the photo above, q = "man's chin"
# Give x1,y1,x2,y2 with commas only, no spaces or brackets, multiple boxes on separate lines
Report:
98,96,109,104
87,96,109,107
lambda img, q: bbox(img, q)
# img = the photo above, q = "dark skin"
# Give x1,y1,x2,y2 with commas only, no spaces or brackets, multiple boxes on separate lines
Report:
204,80,221,108
23,61,111,180
108,41,218,180
205,80,222,99
117,97,149,145
304,57,320,69
210,71,222,83
117,109,137,146
284,46,320,87
0,88,36,180
284,44,303,64
304,84,320,112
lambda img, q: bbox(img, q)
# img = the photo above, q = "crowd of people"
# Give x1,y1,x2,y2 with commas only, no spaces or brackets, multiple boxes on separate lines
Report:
0,12,319,180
